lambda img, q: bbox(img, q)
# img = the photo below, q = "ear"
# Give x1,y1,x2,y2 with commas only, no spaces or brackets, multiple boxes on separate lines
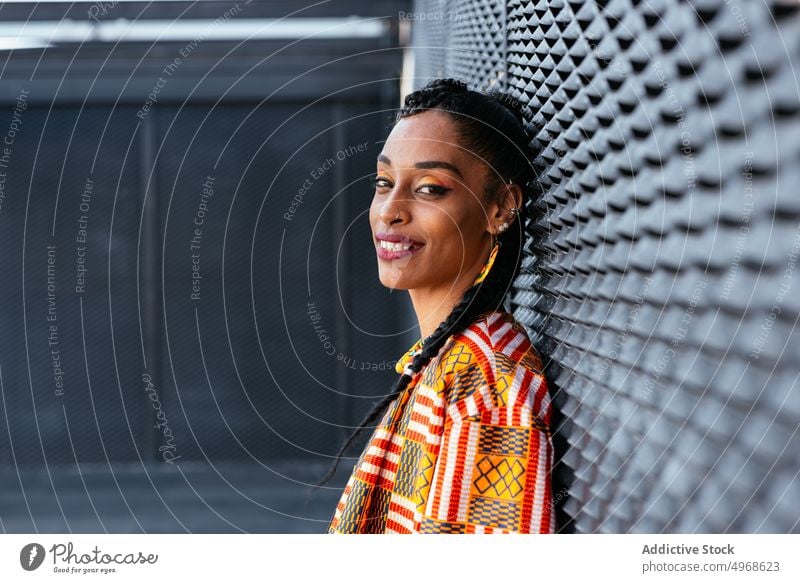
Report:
485,181,523,235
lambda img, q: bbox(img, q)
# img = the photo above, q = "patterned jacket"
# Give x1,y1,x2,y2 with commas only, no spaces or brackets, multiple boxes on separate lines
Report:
328,310,555,533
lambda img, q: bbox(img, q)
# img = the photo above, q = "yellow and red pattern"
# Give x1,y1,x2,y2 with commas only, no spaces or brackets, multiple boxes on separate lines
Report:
328,310,555,534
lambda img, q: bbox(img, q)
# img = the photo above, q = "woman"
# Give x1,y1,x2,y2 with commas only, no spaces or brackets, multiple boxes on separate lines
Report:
317,78,554,534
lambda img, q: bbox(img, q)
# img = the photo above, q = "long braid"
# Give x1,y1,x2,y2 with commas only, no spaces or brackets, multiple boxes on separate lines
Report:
308,78,540,501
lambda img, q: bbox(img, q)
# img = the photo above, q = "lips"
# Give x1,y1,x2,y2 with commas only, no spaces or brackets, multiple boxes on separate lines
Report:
375,232,424,259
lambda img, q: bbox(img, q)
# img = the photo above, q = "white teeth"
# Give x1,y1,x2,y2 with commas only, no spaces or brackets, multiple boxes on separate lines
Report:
380,240,414,251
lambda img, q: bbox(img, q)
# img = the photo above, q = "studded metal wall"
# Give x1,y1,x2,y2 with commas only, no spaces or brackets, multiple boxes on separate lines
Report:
410,0,800,533
411,0,506,85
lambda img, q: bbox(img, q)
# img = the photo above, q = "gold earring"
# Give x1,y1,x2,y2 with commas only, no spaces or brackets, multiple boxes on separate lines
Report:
472,238,500,285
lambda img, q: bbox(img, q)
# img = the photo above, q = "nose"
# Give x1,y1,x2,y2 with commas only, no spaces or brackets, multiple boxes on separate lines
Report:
379,207,404,225
377,187,409,225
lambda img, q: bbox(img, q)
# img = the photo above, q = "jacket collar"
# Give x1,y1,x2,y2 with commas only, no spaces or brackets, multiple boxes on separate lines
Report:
394,310,509,376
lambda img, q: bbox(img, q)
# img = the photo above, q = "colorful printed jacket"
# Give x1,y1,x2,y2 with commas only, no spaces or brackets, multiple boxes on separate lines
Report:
328,310,555,533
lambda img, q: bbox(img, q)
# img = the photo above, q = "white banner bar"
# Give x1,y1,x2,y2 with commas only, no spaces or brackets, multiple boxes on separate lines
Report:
1,534,798,581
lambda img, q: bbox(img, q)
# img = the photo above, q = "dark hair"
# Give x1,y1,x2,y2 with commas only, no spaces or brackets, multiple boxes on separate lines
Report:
307,77,541,500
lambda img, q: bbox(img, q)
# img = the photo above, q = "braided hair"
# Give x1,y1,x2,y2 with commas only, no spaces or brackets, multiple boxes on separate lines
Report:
310,78,540,495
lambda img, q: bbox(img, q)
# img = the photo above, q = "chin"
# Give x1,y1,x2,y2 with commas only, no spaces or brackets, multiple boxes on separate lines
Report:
378,277,413,291
377,269,413,290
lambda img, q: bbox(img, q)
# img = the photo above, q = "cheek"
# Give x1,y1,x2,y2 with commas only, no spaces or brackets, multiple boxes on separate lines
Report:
435,208,473,245
437,208,485,256
368,198,380,226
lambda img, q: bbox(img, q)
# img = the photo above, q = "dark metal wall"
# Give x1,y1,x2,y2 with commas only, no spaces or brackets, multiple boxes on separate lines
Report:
411,0,800,533
0,1,411,473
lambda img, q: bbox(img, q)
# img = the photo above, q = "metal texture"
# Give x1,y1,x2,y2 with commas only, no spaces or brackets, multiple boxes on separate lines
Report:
410,0,800,533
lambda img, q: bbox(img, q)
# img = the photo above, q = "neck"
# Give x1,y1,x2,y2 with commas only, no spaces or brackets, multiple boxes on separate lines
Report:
409,239,496,340
408,270,478,340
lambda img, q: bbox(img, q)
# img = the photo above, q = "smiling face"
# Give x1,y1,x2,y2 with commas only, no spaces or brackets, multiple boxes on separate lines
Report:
369,109,500,293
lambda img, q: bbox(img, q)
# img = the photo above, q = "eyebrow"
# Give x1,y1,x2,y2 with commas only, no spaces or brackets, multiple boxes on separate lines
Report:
377,154,463,179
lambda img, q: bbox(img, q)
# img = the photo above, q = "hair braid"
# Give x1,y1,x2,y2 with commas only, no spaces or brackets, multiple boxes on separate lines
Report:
307,78,541,505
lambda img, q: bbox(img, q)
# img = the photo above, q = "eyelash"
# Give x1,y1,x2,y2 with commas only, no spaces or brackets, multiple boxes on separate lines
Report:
371,176,449,196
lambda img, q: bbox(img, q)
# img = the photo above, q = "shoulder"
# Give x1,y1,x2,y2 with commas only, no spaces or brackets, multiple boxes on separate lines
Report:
431,311,549,417
446,310,544,376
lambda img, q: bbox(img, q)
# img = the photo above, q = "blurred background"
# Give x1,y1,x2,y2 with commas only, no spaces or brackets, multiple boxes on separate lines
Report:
1,0,799,534
0,0,414,533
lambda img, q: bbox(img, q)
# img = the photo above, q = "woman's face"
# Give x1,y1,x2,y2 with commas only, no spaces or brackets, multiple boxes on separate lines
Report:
370,109,500,292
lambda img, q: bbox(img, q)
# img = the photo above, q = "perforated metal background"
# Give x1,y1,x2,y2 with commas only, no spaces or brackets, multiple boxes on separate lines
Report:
412,0,507,86
410,0,800,533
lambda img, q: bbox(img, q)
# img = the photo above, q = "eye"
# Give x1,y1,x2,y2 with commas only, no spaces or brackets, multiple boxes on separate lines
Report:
417,184,449,196
372,176,391,190
371,176,450,197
